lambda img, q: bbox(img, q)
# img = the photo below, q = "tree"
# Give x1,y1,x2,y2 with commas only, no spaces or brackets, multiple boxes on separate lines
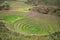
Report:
0,0,5,3
26,0,60,6
49,31,60,40
3,1,10,10
25,0,41,6
0,1,10,10
56,0,60,6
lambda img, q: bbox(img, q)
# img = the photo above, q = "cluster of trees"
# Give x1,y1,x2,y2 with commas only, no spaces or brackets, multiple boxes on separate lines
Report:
49,31,60,40
0,1,10,10
29,6,60,17
26,0,60,17
26,0,60,6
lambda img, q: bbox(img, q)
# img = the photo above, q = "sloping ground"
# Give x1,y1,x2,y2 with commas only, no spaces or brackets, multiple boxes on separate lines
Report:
0,1,30,12
0,11,60,40
0,9,60,34
9,11,60,35
9,1,30,12
0,11,59,35
0,20,51,40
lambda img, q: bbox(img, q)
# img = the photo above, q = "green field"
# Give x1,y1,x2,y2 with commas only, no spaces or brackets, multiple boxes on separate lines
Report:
1,15,23,23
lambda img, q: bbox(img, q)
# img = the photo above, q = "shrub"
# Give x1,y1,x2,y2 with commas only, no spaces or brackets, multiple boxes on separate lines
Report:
0,38,2,40
29,6,49,14
49,31,60,40
0,5,3,10
0,1,10,10
3,1,10,10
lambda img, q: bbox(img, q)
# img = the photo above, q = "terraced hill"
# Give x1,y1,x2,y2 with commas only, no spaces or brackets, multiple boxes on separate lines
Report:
0,1,60,40
0,20,52,40
0,11,60,35
0,10,60,40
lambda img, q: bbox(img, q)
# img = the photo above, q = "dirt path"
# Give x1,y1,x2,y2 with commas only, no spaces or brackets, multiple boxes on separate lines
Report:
0,10,18,12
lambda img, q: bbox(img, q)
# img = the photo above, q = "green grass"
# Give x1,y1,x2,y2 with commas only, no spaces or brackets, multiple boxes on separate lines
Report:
2,15,23,23
9,1,31,12
12,16,60,34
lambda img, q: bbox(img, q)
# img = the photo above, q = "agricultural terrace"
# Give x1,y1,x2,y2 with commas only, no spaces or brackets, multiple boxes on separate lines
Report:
0,1,60,40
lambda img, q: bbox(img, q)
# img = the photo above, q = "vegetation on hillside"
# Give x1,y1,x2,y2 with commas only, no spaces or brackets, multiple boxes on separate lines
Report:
0,1,10,10
0,0,60,40
26,0,60,6
25,0,60,17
